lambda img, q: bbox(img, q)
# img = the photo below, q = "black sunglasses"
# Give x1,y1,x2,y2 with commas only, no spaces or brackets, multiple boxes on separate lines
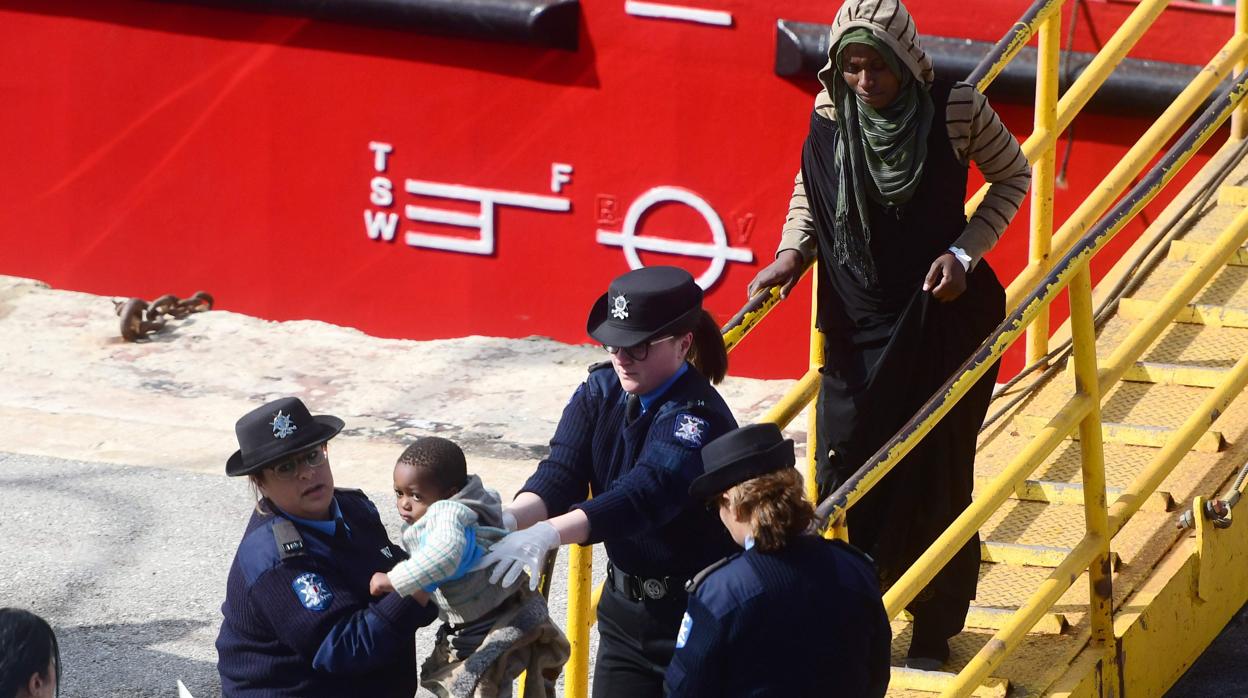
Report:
603,335,675,362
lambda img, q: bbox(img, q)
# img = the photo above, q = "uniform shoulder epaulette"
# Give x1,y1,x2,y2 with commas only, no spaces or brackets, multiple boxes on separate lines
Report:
830,538,877,569
272,518,307,560
587,360,613,373
684,553,740,594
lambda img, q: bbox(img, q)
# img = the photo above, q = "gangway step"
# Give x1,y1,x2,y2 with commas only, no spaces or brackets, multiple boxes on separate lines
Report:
1066,357,1232,388
889,666,1009,697
980,541,1122,571
974,476,1174,512
902,605,1069,635
1215,183,1248,206
1118,297,1248,328
1119,361,1231,388
1167,238,1248,265
1013,414,1225,452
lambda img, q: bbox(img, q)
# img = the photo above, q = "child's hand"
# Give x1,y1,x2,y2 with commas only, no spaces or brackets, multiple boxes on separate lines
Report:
370,572,395,596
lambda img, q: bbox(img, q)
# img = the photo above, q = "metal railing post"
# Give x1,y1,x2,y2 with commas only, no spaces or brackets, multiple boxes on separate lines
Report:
1235,0,1248,139
1067,265,1118,697
1027,10,1061,366
564,543,593,698
806,264,823,504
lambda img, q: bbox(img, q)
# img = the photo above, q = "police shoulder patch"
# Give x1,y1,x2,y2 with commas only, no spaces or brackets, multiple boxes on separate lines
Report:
672,413,708,447
292,572,333,611
675,611,693,649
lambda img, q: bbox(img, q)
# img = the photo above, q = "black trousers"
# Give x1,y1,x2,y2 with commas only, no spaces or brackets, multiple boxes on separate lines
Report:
592,580,687,698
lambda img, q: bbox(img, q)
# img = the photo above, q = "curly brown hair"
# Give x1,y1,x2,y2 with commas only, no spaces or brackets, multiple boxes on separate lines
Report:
725,468,814,552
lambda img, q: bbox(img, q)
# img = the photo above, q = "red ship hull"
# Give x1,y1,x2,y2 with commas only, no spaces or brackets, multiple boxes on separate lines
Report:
0,0,1232,378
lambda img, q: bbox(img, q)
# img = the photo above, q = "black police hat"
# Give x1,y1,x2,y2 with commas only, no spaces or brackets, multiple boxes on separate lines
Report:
689,423,796,500
226,397,344,476
586,266,703,348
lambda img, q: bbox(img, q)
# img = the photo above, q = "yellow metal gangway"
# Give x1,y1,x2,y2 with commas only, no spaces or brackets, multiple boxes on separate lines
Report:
555,1,1248,695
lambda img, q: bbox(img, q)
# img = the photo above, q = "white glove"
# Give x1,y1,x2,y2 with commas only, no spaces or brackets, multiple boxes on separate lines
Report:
501,510,518,533
478,521,561,591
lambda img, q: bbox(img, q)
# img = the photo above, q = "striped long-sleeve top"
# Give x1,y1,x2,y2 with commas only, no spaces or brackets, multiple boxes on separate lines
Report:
388,500,480,597
778,84,1030,268
779,0,1031,268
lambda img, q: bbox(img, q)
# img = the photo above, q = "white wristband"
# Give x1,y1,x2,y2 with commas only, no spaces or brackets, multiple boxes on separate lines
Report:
948,246,972,271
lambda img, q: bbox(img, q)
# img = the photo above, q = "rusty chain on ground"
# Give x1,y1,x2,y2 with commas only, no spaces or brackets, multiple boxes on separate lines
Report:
113,291,214,342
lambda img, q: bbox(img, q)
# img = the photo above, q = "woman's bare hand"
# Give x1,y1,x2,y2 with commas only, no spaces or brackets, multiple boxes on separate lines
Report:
747,249,805,299
924,253,967,302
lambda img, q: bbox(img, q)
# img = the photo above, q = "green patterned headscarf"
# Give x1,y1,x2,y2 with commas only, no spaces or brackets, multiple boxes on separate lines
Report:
832,28,934,283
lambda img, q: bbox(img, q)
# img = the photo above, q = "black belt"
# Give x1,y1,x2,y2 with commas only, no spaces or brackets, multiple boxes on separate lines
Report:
606,563,685,602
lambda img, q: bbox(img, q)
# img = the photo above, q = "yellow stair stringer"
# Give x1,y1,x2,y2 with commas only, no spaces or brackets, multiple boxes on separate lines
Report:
1048,490,1248,697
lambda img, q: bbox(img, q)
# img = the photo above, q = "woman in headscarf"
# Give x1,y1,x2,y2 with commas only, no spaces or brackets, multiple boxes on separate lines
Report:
749,0,1030,669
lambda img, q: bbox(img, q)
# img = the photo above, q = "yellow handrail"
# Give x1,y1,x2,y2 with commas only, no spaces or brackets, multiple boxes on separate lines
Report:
944,218,1248,694
1004,31,1248,312
875,80,1248,623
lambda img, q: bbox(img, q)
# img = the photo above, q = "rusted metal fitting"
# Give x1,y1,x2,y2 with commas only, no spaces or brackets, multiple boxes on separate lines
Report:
113,291,213,341
1177,499,1233,530
1178,457,1247,530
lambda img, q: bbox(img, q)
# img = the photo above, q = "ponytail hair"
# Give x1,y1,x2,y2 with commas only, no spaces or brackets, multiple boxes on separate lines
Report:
725,468,813,552
684,310,728,384
0,608,59,698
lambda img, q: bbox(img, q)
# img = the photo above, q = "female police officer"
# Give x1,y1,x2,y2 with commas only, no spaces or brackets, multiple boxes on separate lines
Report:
666,423,891,697
478,266,740,697
215,397,437,697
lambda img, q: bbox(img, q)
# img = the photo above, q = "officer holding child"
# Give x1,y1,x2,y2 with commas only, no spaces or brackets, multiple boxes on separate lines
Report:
215,397,437,697
479,266,741,697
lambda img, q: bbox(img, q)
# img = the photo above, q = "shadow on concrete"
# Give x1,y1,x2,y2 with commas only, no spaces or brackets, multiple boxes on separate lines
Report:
57,619,220,698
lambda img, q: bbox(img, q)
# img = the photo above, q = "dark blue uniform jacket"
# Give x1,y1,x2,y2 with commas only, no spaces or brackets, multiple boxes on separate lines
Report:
665,535,892,697
216,489,438,697
522,363,739,580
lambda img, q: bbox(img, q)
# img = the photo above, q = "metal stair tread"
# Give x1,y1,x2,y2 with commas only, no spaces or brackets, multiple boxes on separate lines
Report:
899,605,1070,635
976,434,1157,492
979,498,1089,550
1119,297,1248,329
1011,411,1224,452
1167,238,1248,265
886,612,1087,696
887,666,1009,697
1118,257,1248,308
1170,201,1248,244
1097,312,1248,365
974,474,1174,511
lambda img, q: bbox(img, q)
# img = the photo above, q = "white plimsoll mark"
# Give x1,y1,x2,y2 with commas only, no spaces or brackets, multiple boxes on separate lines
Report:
404,180,571,255
596,186,753,290
624,1,733,27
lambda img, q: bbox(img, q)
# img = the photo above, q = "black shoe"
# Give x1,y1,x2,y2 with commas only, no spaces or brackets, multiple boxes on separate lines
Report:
904,636,950,671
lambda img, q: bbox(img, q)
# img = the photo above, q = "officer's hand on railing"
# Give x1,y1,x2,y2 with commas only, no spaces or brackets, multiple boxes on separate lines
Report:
747,249,804,300
475,521,561,591
924,253,967,302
